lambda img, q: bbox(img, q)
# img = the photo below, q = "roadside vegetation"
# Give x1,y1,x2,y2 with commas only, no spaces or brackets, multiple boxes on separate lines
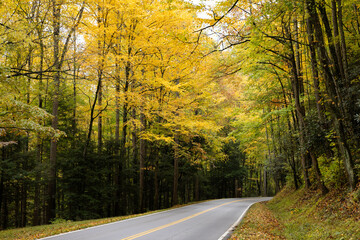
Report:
231,185,360,240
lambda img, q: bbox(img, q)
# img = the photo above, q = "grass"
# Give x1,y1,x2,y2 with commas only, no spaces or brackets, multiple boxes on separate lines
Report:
231,185,360,240
0,201,207,240
268,186,360,239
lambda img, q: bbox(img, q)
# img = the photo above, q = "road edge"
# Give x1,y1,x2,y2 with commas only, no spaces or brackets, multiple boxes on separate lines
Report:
217,198,272,240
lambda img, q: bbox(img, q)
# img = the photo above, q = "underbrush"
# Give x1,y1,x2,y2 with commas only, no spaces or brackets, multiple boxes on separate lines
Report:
232,184,360,239
268,185,360,239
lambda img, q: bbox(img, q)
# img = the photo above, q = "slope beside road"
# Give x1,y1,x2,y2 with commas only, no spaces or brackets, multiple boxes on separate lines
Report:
40,197,272,240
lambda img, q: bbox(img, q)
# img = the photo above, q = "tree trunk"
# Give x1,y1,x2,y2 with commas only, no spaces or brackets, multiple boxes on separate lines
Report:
306,0,358,190
234,179,238,198
33,14,44,225
0,170,3,229
309,152,328,194
116,63,130,215
331,0,346,82
114,59,121,216
46,0,61,223
154,159,159,209
83,72,102,158
289,31,310,188
21,183,27,227
172,139,179,206
97,8,104,154
195,174,199,201
1,183,8,229
264,108,272,193
306,18,326,124
286,18,311,189
131,108,138,166
337,1,349,80
33,165,41,226
139,110,145,212
354,4,360,46
15,182,20,227
97,76,102,153
263,169,267,196
334,118,357,191
72,31,77,138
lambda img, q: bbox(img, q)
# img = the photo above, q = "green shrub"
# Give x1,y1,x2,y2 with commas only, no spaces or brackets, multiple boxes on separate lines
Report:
318,156,346,188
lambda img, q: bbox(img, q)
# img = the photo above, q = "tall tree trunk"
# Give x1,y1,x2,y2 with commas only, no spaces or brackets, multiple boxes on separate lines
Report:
131,108,138,165
97,7,104,154
15,182,20,227
337,0,349,83
46,0,85,223
291,156,299,190
234,179,239,198
21,183,27,227
33,151,41,226
97,77,103,153
306,14,334,159
34,21,44,225
318,1,342,81
114,61,121,216
354,4,360,47
306,18,326,125
154,158,159,209
72,30,77,140
0,149,5,229
83,70,103,158
0,170,3,229
309,152,328,194
117,64,130,215
263,168,267,196
195,174,199,201
1,182,8,229
46,0,61,223
275,71,300,189
306,0,358,190
139,110,145,212
331,0,346,82
286,19,311,188
264,109,270,196
172,138,179,206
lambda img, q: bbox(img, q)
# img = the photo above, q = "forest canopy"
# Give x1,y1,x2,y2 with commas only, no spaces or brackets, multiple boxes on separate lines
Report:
0,0,359,229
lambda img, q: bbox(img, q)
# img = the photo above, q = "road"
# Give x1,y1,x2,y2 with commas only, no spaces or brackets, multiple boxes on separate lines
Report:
40,197,272,240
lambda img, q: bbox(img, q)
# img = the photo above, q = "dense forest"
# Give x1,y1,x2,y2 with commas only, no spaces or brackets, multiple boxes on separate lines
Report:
0,0,359,230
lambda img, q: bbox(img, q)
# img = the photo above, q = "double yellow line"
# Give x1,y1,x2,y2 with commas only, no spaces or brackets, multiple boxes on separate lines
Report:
121,200,242,240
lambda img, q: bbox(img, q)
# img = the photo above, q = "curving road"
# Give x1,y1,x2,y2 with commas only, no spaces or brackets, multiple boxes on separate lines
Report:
40,197,272,240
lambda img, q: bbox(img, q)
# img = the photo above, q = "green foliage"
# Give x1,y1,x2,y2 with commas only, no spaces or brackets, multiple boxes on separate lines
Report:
50,219,71,225
318,156,347,188
0,96,64,139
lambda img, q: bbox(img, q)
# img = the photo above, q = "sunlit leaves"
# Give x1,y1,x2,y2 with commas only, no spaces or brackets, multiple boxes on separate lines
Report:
0,96,65,139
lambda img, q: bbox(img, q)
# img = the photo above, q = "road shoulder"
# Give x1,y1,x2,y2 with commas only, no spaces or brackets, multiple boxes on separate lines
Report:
228,202,285,240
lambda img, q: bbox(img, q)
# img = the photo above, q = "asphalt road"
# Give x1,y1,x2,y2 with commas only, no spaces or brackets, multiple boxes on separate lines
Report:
40,197,272,240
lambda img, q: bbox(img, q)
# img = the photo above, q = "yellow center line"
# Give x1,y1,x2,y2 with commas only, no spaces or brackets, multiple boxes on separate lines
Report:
120,200,242,240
